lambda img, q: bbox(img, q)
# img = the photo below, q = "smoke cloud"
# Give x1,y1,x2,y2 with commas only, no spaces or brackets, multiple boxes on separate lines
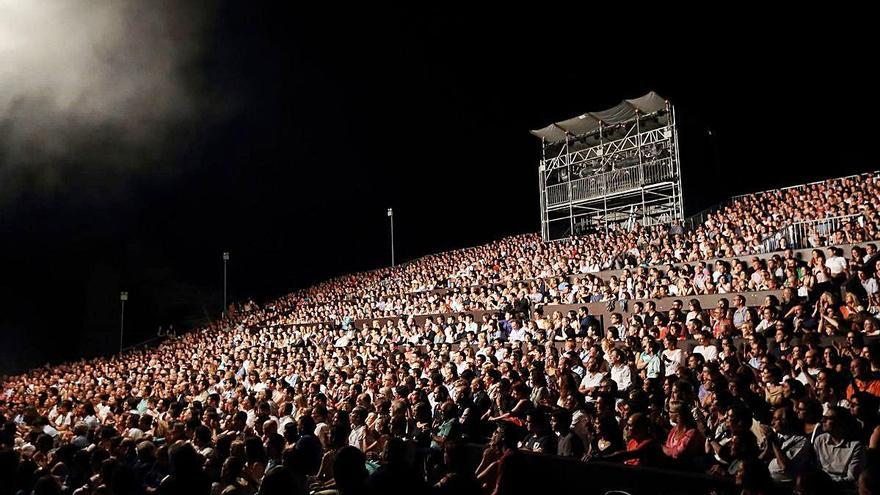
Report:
0,0,214,202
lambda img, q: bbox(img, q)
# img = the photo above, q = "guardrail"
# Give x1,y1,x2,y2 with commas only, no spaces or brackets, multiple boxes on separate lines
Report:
120,336,165,353
759,213,864,252
546,159,675,207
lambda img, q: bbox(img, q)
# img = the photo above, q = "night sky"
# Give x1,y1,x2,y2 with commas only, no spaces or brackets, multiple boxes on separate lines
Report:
0,6,875,373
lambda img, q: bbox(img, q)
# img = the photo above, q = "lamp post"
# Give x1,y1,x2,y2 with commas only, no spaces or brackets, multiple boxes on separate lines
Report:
119,291,128,354
223,251,230,318
387,208,395,267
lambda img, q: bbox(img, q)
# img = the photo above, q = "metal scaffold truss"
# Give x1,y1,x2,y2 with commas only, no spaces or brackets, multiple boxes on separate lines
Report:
531,92,684,241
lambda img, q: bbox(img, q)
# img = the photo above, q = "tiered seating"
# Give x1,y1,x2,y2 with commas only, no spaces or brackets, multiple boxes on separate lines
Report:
2,171,879,495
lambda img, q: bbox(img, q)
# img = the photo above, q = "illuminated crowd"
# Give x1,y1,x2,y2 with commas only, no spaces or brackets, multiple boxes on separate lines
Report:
2,173,880,495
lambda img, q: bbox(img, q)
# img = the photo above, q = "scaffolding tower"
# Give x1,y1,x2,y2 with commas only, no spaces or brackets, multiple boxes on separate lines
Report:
531,92,684,241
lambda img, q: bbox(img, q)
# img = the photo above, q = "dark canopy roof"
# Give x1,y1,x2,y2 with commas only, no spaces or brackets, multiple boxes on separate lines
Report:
530,91,667,144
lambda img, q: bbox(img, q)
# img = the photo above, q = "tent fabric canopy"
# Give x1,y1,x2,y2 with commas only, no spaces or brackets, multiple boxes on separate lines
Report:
530,91,667,144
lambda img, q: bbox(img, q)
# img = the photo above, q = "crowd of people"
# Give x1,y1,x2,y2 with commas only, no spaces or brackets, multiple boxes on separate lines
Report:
268,173,879,325
2,172,880,495
244,243,879,327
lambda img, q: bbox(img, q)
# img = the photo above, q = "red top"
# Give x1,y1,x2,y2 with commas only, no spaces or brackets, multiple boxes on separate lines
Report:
623,437,664,466
663,427,704,459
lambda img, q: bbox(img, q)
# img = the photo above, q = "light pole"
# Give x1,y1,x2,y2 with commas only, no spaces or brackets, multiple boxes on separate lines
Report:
119,291,128,354
223,251,230,318
387,208,395,267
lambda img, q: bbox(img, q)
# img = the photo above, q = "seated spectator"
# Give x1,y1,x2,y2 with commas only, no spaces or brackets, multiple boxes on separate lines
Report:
850,392,880,444
693,331,718,363
635,337,663,380
661,336,684,377
760,406,812,484
431,401,461,450
520,409,554,454
550,408,584,458
662,401,704,465
159,442,211,495
601,412,665,467
366,438,428,495
475,425,518,495
813,406,866,484
320,445,367,495
434,442,480,495
609,348,633,393
847,357,880,400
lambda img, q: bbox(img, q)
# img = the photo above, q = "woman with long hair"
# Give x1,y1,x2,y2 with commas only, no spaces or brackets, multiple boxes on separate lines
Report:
475,425,519,494
556,373,579,409
528,368,551,408
841,292,866,324
809,250,833,300
686,299,707,325
487,382,531,427
662,335,684,377
662,401,705,466
591,415,624,458
823,345,847,374
816,292,844,336
314,422,354,487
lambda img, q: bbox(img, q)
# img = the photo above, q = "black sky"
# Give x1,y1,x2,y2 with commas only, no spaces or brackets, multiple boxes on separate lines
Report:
1,7,876,373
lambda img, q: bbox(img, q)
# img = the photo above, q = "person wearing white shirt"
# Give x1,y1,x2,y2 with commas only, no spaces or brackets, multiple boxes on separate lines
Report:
494,345,508,362
732,295,750,329
83,404,101,429
312,406,331,448
508,321,527,342
825,248,848,277
348,408,369,450
465,318,479,334
794,349,822,387
608,349,632,392
693,332,718,362
754,307,778,335
452,352,469,375
863,243,877,264
859,269,878,296
578,360,605,399
813,407,865,483
278,411,295,435
54,411,72,430
97,401,111,422
41,422,59,439
662,337,684,376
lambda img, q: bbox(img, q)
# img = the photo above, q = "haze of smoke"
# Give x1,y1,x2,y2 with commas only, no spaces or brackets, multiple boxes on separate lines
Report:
0,0,213,202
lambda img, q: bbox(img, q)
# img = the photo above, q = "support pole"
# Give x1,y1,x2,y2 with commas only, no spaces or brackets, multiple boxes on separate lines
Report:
636,110,646,226
565,133,574,237
387,208,395,267
119,291,128,354
223,252,229,318
539,138,548,241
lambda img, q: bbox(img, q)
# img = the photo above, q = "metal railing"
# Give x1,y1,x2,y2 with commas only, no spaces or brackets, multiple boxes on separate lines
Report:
759,213,864,252
545,158,675,207
120,336,165,353
682,206,718,231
